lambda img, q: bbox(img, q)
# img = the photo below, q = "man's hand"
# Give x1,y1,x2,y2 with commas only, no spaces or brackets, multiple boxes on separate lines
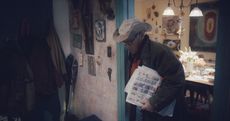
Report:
141,99,153,112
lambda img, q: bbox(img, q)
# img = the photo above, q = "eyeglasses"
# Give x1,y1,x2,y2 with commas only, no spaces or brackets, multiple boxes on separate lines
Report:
123,32,144,47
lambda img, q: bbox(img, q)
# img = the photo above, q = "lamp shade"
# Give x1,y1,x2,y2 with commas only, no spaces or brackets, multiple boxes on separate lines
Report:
163,7,175,16
189,7,203,17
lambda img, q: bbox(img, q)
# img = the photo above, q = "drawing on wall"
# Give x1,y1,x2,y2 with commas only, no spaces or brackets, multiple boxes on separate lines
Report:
189,1,218,52
72,33,82,49
162,16,180,35
94,19,106,42
88,56,96,76
163,39,181,51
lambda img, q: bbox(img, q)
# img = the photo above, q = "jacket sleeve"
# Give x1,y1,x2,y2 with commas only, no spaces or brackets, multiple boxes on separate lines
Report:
149,48,185,112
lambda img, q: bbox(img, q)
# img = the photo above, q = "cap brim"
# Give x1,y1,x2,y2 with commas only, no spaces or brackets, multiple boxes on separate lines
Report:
133,23,152,33
113,29,129,43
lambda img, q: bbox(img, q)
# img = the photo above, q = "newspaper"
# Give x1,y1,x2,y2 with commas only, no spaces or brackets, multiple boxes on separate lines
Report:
125,65,176,117
125,65,162,107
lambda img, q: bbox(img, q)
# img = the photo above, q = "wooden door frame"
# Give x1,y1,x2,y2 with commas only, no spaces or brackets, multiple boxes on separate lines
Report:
116,0,134,121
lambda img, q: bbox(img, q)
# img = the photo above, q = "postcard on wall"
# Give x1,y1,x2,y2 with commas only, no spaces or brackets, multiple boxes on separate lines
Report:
94,19,106,42
88,55,96,76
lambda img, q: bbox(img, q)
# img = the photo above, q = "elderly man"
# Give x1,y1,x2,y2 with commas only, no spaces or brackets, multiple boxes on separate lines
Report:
114,18,186,121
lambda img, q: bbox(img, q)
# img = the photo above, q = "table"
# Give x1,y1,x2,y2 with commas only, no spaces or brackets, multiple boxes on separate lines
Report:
186,76,214,86
185,75,214,110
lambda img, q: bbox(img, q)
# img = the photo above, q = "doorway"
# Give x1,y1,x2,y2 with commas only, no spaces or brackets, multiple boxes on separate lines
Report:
116,0,219,121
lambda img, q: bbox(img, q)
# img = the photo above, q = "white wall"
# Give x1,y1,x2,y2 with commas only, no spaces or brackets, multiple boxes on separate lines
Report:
53,0,118,121
53,0,71,57
71,0,118,120
53,0,71,121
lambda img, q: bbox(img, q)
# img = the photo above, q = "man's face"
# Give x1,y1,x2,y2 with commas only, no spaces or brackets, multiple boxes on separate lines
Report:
123,38,140,55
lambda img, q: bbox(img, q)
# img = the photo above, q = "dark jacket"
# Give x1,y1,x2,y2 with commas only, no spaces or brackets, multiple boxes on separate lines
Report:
139,36,186,121
28,40,58,96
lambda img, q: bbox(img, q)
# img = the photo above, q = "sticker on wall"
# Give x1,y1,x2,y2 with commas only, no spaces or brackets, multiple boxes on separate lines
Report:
94,19,106,42
163,39,181,51
88,55,96,76
72,33,82,49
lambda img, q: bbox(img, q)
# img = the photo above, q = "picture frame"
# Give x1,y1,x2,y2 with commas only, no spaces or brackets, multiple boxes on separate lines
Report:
72,33,82,49
163,39,181,51
189,1,218,52
88,55,96,76
94,19,106,42
162,16,180,35
70,9,81,32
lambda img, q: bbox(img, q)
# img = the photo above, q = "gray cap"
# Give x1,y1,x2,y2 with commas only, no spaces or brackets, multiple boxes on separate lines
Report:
113,18,152,43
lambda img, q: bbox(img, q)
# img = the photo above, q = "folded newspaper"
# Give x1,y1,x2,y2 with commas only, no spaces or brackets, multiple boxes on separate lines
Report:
125,65,162,106
125,65,175,117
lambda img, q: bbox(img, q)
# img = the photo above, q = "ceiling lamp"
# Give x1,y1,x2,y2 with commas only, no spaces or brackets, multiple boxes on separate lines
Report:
163,0,203,17
163,0,175,16
189,0,203,17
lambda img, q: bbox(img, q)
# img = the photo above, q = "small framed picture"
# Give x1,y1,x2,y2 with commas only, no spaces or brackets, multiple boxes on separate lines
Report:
163,39,181,51
94,19,106,42
162,16,180,35
88,55,96,76
72,33,82,49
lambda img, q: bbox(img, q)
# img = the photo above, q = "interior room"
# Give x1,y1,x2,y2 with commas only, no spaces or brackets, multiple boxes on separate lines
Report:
0,0,229,121
134,0,217,121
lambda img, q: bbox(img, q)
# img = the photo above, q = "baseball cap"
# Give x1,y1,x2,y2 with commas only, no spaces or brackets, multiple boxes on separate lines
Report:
113,18,152,43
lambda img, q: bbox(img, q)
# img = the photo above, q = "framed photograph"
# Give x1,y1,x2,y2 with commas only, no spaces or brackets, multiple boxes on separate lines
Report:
189,1,218,52
70,9,81,32
94,19,106,42
163,39,181,51
72,33,82,49
162,16,180,35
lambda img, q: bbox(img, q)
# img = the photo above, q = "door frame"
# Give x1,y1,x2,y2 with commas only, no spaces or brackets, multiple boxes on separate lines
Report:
116,0,134,121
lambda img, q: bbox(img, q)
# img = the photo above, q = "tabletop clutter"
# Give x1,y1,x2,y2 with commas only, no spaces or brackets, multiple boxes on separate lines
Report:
179,47,215,83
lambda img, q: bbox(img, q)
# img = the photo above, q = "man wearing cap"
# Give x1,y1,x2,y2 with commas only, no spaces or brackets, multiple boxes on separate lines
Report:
114,18,186,121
